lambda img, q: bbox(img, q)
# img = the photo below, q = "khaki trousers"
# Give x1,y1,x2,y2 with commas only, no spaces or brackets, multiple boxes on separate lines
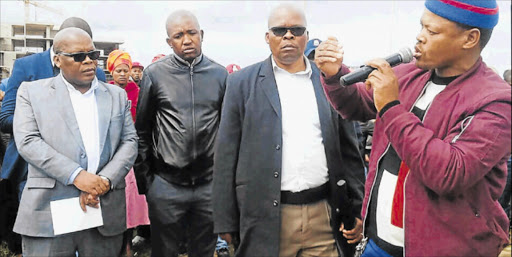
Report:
279,199,339,257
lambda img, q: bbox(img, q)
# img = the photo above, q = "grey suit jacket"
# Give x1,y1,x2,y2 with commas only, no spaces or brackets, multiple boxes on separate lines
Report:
12,75,138,237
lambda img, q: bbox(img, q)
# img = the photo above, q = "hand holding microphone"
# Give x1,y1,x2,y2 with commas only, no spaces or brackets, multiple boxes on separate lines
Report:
364,58,401,112
340,47,413,86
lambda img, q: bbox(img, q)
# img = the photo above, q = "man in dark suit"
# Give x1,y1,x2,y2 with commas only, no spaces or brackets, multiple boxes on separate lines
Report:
13,27,137,257
212,4,365,257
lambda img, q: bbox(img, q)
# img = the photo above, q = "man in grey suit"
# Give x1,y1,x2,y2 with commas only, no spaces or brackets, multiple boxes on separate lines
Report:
12,28,138,257
213,4,365,257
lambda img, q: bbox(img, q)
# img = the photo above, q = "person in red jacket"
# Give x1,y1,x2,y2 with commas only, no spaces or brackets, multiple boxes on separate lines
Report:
107,50,150,257
315,0,510,256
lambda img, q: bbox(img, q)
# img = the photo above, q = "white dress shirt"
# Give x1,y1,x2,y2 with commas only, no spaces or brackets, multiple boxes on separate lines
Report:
272,56,329,193
62,74,101,184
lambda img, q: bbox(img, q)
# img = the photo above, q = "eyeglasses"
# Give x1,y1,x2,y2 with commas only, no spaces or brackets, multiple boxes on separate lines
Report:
269,26,307,37
58,50,100,62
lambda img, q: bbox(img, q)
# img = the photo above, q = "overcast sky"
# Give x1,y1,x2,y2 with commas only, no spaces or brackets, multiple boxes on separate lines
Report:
1,1,511,75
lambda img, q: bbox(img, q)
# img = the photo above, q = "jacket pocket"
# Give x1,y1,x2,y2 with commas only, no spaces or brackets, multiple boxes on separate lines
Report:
25,177,56,189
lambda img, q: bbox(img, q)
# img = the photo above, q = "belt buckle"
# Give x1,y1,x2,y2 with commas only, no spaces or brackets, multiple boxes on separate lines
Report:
354,237,368,257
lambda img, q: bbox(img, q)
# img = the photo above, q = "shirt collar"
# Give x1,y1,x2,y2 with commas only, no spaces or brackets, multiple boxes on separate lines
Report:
50,46,55,67
174,53,203,67
61,73,99,96
271,55,312,78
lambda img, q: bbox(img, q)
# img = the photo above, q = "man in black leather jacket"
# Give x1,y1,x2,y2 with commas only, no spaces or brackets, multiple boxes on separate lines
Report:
134,10,228,257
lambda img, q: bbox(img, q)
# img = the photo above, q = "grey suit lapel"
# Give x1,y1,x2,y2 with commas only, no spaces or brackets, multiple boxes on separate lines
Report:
95,83,112,157
259,57,281,118
54,77,86,152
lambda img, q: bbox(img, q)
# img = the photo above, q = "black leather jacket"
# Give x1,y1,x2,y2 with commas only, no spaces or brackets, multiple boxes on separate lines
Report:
134,54,227,193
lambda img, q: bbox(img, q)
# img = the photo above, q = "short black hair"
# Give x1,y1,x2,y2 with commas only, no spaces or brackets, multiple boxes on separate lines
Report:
454,22,493,50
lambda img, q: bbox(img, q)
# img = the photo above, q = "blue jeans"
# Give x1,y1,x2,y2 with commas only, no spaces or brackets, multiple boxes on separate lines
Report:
360,239,393,257
216,235,229,251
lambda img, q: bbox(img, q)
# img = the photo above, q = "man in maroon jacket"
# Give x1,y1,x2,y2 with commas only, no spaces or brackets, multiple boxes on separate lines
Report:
315,0,511,256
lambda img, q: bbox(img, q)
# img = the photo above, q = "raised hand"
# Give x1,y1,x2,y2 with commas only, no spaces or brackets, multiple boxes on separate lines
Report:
314,36,344,78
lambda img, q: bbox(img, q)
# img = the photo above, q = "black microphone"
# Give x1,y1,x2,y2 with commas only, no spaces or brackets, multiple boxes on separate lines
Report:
339,47,413,87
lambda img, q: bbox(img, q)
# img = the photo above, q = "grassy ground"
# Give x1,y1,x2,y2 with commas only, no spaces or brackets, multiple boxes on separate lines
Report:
0,242,17,257
1,240,232,257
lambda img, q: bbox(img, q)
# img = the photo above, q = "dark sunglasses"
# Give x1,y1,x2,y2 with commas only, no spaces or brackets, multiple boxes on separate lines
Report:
58,50,100,62
269,26,307,37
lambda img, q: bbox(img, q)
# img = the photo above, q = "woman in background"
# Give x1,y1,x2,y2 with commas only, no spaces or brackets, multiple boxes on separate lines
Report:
107,50,150,257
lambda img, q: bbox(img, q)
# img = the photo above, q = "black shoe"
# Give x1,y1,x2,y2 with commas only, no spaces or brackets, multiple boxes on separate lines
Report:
216,248,230,257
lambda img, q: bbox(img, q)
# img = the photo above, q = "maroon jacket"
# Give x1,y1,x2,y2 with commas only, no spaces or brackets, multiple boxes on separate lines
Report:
321,58,511,256
109,81,139,121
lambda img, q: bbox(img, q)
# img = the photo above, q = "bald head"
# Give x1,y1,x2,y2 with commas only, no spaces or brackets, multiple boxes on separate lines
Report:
504,69,511,85
53,28,93,54
166,10,200,37
268,4,307,29
60,17,93,39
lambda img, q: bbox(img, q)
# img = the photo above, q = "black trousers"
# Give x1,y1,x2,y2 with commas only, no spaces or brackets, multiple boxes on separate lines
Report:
146,174,216,257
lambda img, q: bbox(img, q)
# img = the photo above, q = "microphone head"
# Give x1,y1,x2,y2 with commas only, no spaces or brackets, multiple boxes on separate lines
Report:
399,47,414,63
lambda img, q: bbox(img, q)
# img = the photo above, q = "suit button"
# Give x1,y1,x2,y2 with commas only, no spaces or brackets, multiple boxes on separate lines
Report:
275,144,281,150
273,200,279,207
80,153,86,159
274,172,279,178
336,208,341,213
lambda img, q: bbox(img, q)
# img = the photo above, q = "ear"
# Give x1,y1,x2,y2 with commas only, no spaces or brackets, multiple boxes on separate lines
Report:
462,28,480,50
54,55,61,68
265,32,270,44
166,37,173,48
200,30,204,42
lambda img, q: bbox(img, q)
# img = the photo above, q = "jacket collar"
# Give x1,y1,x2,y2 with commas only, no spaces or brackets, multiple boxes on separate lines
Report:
270,55,312,78
173,53,203,67
52,75,111,159
258,56,333,130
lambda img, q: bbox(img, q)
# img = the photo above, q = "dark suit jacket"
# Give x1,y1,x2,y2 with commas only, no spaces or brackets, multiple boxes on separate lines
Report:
212,57,365,257
0,49,106,190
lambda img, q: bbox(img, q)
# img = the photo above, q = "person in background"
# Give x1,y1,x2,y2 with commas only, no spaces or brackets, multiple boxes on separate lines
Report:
0,77,9,92
213,4,365,257
151,54,166,63
316,0,511,256
498,68,511,238
107,50,150,257
210,63,245,257
504,69,511,85
134,10,228,257
226,63,241,74
131,62,144,87
13,27,137,257
0,16,107,256
305,38,322,61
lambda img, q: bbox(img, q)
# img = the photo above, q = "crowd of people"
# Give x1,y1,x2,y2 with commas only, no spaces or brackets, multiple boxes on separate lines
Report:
0,1,510,257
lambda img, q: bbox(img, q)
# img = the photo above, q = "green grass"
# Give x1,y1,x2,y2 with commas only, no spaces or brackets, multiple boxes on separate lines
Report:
0,241,17,257
1,240,233,257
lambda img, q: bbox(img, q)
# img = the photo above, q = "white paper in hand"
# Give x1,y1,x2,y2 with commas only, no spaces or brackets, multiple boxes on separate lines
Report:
50,197,103,235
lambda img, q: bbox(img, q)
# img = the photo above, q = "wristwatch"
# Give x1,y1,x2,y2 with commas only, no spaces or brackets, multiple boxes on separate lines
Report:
99,175,114,191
